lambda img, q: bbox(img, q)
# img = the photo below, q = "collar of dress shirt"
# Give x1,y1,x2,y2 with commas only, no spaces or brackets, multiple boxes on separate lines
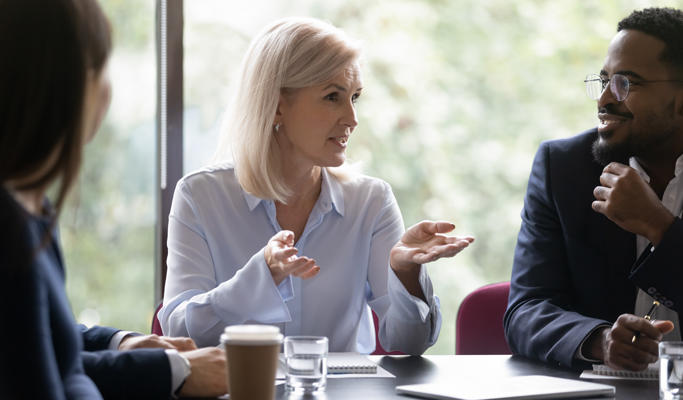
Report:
242,167,345,216
629,154,683,183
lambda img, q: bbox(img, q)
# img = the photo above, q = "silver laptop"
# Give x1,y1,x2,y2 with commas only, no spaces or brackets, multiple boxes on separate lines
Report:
396,375,615,400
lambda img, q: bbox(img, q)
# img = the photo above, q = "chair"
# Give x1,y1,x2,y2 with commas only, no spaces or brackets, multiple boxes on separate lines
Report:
151,303,163,335
455,281,511,355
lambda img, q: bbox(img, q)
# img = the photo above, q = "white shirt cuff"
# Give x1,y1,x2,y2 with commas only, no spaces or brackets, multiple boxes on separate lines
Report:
388,265,435,321
387,265,442,344
166,349,192,397
277,275,294,302
575,324,611,362
108,330,134,350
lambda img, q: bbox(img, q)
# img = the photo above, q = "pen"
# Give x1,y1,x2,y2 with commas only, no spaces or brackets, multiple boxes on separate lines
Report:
631,300,660,343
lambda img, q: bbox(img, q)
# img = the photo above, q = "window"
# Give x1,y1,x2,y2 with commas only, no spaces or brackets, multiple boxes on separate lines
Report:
62,0,156,333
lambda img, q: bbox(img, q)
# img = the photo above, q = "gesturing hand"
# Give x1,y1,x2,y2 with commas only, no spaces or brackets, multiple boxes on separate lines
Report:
390,220,474,273
587,314,673,371
119,334,197,351
592,162,674,245
264,230,320,285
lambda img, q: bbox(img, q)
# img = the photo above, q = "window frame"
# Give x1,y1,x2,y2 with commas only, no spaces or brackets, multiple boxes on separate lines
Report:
155,0,184,305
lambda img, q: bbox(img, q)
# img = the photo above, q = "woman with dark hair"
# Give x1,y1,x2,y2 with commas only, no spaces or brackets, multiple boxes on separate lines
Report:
0,1,229,398
0,0,112,397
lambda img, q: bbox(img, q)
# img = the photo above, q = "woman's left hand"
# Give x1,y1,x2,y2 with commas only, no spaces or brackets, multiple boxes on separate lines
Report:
390,220,474,273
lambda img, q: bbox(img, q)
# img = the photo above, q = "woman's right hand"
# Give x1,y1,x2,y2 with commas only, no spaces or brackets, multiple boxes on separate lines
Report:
264,230,320,285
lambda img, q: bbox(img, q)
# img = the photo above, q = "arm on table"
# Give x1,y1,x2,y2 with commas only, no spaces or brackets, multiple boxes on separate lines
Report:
504,142,608,369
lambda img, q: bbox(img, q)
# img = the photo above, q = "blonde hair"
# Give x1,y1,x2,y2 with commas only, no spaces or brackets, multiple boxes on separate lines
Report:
214,17,361,203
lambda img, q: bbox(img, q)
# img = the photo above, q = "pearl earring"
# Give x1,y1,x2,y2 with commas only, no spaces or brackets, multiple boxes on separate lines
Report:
274,123,280,133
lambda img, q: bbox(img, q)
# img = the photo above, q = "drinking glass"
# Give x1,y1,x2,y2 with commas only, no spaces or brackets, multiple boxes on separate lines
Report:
284,336,328,393
660,341,683,399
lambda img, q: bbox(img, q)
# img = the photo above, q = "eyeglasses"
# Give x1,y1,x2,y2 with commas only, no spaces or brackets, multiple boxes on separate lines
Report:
584,73,683,102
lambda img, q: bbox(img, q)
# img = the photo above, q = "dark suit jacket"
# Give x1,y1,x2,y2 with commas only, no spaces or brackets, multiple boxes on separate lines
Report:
81,324,173,399
0,188,102,399
504,128,683,369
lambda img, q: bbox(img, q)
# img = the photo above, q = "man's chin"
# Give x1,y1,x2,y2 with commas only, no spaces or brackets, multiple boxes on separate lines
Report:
591,137,631,166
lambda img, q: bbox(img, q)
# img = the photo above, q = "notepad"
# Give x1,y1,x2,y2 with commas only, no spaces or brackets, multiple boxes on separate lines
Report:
580,362,658,380
327,352,377,374
396,375,615,400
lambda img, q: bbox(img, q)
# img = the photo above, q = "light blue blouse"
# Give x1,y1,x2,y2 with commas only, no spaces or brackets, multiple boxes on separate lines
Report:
159,164,441,353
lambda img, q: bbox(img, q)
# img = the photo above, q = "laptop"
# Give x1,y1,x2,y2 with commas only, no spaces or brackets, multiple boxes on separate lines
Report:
395,375,615,400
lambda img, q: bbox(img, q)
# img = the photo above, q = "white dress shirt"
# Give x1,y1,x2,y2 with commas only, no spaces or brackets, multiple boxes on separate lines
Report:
159,164,441,353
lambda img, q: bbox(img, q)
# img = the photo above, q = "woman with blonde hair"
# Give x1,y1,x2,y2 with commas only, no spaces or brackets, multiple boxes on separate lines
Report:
160,17,474,353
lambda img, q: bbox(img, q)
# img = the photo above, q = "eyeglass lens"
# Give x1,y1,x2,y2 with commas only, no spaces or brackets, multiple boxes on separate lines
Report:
584,74,629,101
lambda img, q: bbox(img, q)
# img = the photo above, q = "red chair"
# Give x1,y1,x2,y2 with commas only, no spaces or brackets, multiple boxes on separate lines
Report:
455,281,511,355
151,303,163,335
152,303,401,354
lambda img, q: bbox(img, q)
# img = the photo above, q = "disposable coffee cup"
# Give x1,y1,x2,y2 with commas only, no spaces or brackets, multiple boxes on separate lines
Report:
220,325,283,400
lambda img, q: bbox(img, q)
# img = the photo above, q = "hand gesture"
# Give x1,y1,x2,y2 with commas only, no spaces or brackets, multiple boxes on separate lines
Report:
390,220,474,273
118,334,197,351
587,314,673,371
178,347,228,397
592,162,674,245
264,230,320,285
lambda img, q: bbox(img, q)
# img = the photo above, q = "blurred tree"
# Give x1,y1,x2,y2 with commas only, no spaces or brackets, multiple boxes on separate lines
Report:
61,0,155,333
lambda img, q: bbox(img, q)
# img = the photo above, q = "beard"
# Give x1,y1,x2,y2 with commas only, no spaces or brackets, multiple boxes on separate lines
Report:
591,110,678,166
591,135,632,166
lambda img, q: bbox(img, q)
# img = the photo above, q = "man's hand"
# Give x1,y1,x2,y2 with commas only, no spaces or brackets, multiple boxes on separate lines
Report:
118,334,197,352
586,314,674,371
592,162,674,245
178,347,228,397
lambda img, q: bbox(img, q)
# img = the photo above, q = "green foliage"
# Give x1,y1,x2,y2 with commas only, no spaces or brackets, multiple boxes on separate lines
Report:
99,0,152,50
61,0,156,333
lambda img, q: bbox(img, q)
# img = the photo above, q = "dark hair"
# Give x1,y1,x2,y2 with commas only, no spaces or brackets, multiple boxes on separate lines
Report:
0,0,112,216
617,7,683,72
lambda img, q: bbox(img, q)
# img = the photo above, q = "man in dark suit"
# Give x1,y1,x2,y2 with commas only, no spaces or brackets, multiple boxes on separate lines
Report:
504,7,683,371
81,325,227,399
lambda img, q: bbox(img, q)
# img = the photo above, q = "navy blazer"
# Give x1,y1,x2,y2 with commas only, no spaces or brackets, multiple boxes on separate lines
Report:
504,129,683,369
0,188,102,399
80,321,172,399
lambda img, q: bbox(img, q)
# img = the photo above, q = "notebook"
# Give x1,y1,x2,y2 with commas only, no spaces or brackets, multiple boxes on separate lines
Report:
579,363,658,380
395,375,615,400
327,352,377,374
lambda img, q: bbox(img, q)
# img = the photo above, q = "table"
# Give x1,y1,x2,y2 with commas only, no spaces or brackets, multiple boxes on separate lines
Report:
273,355,658,399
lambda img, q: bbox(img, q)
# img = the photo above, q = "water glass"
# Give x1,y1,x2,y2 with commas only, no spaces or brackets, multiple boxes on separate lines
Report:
284,336,328,393
660,341,683,399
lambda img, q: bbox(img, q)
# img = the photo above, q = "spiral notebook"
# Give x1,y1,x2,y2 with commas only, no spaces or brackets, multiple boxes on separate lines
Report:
328,352,377,374
579,362,658,380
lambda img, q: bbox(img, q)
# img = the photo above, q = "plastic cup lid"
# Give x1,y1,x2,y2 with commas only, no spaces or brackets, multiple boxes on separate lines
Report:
221,324,283,344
